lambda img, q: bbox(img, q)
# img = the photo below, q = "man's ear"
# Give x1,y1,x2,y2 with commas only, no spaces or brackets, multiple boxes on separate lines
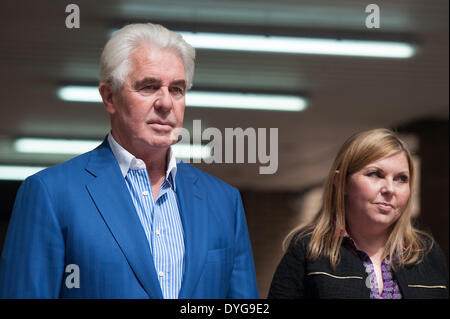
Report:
99,82,116,115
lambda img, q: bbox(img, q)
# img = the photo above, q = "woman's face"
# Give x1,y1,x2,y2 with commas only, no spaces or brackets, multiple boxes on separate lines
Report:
345,151,411,235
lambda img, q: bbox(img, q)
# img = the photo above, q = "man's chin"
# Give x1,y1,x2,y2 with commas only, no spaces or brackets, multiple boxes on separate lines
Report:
145,137,176,150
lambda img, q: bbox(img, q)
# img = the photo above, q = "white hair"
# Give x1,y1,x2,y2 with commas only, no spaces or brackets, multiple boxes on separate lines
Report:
99,23,196,92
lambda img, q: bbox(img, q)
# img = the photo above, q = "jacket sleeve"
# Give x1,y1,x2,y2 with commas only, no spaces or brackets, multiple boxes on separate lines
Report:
0,174,65,298
268,235,306,299
226,190,259,298
428,240,449,295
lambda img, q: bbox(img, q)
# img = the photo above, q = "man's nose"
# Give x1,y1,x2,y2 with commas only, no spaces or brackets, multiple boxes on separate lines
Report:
154,87,173,112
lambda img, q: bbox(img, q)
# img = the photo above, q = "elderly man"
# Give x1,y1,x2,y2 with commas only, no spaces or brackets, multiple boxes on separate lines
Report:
0,23,258,299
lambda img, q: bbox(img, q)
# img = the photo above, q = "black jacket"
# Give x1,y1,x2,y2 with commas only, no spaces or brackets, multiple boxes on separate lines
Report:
268,235,449,299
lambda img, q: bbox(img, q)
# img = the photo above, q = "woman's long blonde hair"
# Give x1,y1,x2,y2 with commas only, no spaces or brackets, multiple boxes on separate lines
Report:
284,128,431,269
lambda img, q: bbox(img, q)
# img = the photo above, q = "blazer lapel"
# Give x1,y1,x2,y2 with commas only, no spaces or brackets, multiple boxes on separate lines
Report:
85,139,163,299
176,163,208,298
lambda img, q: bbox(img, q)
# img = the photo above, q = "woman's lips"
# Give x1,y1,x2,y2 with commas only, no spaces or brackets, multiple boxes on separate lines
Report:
374,202,394,212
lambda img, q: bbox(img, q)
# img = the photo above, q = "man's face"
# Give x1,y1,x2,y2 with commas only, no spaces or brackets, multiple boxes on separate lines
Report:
107,44,186,153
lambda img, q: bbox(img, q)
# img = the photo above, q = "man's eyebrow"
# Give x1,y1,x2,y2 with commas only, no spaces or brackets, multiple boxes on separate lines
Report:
133,77,160,88
171,79,186,88
133,78,186,89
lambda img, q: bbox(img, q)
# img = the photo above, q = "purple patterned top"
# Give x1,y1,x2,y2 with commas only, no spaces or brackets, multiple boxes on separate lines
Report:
343,236,402,299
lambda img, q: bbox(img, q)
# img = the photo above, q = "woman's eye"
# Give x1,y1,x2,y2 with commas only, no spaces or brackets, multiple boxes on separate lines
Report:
396,175,409,183
368,171,381,178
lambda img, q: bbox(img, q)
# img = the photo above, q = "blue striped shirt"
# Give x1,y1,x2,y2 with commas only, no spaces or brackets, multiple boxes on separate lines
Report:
107,133,185,299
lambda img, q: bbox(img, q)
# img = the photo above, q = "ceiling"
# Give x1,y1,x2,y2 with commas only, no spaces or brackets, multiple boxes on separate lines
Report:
0,0,448,190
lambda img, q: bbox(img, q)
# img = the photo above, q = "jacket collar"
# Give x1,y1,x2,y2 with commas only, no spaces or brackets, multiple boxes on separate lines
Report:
174,162,209,298
85,138,164,298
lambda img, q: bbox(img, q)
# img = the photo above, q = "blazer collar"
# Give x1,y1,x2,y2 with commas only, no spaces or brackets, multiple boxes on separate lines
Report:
175,162,209,299
85,138,164,299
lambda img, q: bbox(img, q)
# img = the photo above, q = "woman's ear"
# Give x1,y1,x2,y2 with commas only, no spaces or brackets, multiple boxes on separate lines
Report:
333,170,340,188
99,82,116,115
334,170,348,195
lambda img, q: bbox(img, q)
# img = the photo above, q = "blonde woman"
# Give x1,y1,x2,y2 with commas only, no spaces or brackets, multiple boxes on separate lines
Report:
269,128,448,299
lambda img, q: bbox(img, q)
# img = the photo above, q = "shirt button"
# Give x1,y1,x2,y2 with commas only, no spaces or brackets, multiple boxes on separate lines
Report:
158,271,164,277
142,191,149,196
156,230,160,235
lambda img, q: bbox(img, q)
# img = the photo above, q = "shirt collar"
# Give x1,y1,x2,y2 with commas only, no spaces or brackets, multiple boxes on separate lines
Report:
337,223,403,259
107,132,178,191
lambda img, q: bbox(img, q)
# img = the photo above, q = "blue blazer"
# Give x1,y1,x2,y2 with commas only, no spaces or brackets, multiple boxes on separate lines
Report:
0,139,259,298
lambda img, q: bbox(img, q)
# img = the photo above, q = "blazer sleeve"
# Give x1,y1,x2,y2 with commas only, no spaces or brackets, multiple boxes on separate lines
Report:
268,236,306,299
0,174,65,298
428,240,449,292
226,190,259,298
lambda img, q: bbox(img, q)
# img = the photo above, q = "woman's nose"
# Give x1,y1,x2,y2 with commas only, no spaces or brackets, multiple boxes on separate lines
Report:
380,178,394,194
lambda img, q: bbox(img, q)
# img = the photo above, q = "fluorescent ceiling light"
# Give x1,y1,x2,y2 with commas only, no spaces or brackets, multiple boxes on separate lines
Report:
14,138,210,160
110,28,415,58
172,143,212,159
186,91,306,111
57,86,306,111
14,138,102,155
0,165,47,181
58,86,102,103
178,32,415,58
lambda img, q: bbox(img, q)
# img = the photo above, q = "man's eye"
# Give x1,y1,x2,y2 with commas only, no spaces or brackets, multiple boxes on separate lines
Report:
171,87,184,95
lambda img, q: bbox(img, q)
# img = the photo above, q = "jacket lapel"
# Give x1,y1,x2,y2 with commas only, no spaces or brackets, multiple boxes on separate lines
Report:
85,139,163,299
176,163,208,298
